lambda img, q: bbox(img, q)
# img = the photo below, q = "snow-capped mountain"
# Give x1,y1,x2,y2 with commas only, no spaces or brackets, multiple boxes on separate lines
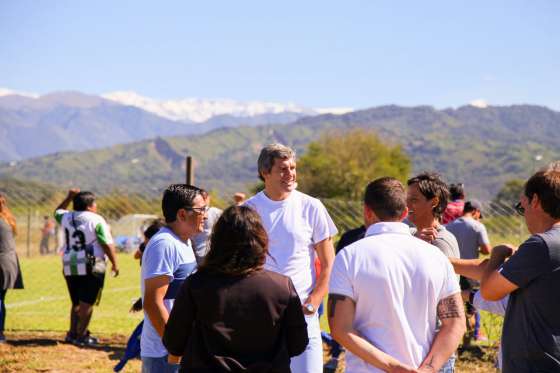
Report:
102,91,353,123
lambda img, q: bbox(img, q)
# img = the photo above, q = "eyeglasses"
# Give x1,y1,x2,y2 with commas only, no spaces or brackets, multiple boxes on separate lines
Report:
514,201,525,216
184,205,209,215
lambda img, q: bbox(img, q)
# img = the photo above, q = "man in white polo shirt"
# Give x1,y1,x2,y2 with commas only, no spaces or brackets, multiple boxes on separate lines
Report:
245,143,337,373
329,177,465,372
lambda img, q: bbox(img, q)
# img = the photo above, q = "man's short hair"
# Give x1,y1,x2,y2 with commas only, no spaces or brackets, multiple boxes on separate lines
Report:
524,167,560,219
407,172,450,220
364,177,407,221
162,184,206,223
449,183,465,200
257,143,296,181
73,191,96,211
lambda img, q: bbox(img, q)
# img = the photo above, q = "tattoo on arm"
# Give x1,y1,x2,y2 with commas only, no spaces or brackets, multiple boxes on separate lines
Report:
327,294,348,318
437,295,461,319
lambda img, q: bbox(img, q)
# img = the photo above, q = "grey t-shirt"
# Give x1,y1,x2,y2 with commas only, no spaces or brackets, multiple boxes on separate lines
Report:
445,217,490,259
190,206,223,264
410,225,460,259
499,226,560,372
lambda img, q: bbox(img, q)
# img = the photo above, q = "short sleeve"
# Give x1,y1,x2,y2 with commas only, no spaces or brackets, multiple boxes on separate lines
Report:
311,199,338,244
477,224,490,246
54,209,67,224
499,236,549,288
95,220,114,245
438,259,461,301
329,251,355,300
142,238,175,280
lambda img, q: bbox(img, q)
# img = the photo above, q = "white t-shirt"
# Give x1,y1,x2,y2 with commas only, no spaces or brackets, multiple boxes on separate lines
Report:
245,190,338,301
140,227,197,358
330,222,460,372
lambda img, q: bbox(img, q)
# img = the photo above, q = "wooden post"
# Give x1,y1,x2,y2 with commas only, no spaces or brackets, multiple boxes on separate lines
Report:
186,156,194,186
26,208,31,257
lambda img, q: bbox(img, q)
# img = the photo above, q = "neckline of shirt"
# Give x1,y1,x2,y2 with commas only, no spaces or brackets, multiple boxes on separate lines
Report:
258,190,295,206
366,221,412,237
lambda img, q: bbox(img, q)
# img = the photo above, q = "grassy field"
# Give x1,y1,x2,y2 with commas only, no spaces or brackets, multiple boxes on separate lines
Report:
5,253,143,335
2,254,501,371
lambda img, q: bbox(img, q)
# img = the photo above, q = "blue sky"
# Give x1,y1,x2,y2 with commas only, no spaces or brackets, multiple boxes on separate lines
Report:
1,0,559,110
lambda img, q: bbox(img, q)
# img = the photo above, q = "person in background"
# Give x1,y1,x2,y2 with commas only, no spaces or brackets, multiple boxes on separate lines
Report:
442,183,465,224
55,188,119,347
141,184,206,373
407,172,461,259
233,192,246,206
190,191,222,265
450,163,560,372
163,205,309,372
446,199,491,343
0,192,24,343
245,143,337,373
329,177,465,372
39,215,55,255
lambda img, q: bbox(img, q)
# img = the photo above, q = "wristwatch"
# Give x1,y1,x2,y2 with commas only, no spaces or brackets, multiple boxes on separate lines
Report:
304,303,315,313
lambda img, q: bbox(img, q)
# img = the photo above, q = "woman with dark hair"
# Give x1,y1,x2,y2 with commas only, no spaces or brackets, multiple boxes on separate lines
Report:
0,193,24,343
163,205,308,372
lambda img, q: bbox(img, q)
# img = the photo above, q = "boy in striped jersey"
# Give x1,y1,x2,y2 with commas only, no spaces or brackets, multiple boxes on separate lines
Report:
55,188,119,346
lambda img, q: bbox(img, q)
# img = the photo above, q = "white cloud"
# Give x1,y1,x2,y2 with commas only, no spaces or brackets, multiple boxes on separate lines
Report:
0,88,38,98
469,99,488,108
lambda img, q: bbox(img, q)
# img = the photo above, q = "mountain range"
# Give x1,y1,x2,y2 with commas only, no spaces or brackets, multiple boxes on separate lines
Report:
2,102,558,200
0,89,351,161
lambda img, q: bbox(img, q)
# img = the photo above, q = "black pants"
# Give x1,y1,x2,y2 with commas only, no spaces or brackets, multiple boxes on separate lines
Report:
0,288,7,333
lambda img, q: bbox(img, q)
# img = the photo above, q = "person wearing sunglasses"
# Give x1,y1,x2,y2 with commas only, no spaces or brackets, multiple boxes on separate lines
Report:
450,164,560,372
141,184,207,373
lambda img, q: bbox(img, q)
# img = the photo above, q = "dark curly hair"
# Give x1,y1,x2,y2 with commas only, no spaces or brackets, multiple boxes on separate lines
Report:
407,172,450,220
198,205,269,276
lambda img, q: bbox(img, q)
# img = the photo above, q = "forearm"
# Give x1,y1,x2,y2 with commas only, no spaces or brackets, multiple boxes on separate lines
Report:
311,263,331,301
101,243,118,267
55,195,74,212
419,322,465,371
145,300,169,337
335,330,403,371
449,257,488,281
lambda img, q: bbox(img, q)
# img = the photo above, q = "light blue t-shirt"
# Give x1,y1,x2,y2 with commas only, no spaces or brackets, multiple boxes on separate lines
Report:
140,227,197,358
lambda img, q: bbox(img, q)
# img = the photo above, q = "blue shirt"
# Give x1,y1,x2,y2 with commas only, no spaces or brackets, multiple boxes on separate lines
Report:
140,227,197,358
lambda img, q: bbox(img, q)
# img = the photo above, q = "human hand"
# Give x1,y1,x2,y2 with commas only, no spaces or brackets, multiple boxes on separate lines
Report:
417,227,438,243
168,354,181,364
491,244,516,259
68,188,80,196
111,263,120,277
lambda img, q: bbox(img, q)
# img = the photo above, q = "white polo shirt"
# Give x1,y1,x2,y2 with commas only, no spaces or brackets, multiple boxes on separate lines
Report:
245,190,338,301
330,222,460,372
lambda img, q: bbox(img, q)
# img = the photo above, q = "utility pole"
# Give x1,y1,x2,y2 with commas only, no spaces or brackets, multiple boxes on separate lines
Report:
186,156,194,186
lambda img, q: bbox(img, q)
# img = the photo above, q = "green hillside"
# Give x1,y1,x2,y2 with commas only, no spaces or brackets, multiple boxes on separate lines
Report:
2,104,558,200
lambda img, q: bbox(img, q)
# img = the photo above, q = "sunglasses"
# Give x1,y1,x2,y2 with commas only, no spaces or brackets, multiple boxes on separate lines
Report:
514,202,525,216
184,205,209,215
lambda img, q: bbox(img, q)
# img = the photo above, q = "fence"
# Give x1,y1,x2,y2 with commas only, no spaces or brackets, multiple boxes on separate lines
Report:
3,185,527,336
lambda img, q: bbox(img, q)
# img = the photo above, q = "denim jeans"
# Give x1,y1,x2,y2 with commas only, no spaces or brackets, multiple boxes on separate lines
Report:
439,356,456,373
141,355,180,373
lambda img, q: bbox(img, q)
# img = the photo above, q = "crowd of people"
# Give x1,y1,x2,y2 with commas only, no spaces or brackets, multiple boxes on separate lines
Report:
0,143,559,373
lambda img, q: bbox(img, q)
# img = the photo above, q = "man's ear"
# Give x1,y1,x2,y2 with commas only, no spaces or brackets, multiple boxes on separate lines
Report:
399,207,409,222
176,208,187,222
531,194,542,211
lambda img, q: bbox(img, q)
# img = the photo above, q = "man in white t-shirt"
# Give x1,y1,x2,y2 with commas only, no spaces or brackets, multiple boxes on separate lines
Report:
329,177,465,373
245,143,337,373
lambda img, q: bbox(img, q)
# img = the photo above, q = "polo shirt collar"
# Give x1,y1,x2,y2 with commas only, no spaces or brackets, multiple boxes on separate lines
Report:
365,222,412,237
